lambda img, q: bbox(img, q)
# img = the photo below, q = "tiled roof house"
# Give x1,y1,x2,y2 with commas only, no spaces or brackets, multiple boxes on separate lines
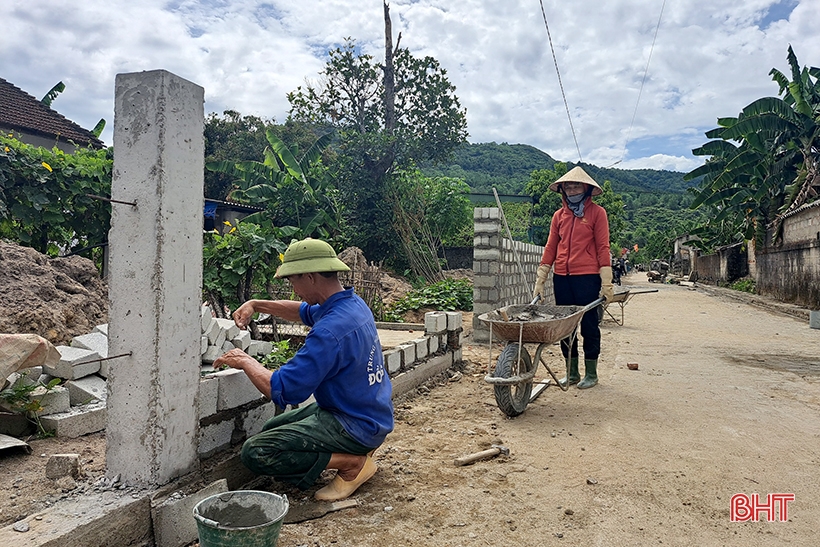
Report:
0,77,105,152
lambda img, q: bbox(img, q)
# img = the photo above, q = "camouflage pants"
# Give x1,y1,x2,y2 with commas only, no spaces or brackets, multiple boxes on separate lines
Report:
240,403,372,490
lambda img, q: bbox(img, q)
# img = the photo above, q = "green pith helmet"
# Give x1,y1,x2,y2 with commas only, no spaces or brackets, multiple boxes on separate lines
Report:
274,238,351,279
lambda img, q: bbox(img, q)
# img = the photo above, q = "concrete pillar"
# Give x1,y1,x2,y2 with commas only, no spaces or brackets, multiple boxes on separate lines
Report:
106,70,204,486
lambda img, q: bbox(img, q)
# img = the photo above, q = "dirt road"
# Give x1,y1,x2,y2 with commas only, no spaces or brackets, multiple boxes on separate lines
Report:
282,275,820,546
3,275,819,546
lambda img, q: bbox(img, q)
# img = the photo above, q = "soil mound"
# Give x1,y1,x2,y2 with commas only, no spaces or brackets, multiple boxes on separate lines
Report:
338,246,413,307
0,241,108,345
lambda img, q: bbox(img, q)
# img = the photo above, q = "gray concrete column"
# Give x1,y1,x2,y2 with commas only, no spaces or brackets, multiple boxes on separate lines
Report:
106,70,204,486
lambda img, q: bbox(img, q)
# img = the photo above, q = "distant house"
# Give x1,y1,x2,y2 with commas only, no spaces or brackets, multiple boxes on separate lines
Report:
0,77,104,152
204,198,265,233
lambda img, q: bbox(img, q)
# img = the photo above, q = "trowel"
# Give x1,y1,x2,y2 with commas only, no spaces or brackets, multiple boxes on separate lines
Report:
283,498,359,523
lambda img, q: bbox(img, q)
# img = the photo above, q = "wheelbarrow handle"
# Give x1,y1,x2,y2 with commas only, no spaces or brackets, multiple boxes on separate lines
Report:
531,295,604,313
581,297,606,314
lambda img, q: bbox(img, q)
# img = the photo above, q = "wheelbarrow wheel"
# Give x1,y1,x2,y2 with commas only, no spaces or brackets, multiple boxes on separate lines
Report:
493,343,534,417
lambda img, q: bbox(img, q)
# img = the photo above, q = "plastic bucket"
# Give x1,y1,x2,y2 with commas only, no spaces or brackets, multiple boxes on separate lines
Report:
193,490,289,547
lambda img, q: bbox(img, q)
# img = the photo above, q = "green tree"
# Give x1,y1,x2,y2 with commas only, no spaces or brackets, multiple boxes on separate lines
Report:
206,129,341,240
204,110,277,199
287,3,468,264
686,46,819,246
0,135,112,264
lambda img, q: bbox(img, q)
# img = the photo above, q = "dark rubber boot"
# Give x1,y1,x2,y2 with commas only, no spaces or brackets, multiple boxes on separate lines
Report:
577,359,598,389
559,357,580,387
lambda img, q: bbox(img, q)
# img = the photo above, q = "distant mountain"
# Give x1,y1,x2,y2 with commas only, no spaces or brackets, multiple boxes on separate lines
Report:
422,142,698,196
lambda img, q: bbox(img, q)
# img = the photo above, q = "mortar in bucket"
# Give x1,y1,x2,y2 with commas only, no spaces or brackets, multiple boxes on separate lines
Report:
193,490,289,547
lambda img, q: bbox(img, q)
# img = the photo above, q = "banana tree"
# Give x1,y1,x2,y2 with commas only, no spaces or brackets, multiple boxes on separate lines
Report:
686,46,819,245
206,129,341,239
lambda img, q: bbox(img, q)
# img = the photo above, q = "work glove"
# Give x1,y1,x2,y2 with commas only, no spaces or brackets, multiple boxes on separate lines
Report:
600,266,614,305
532,264,551,302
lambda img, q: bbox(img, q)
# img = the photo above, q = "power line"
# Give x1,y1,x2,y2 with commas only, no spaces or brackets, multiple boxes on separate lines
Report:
538,0,582,163
611,0,667,168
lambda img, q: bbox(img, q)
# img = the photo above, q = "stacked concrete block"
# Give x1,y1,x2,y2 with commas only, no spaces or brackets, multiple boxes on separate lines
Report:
199,305,273,364
384,349,402,375
472,207,548,342
212,368,264,410
44,346,101,380
65,375,107,405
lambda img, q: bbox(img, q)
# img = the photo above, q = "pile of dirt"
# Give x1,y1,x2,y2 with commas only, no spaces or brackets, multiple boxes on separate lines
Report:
0,241,108,346
337,247,413,307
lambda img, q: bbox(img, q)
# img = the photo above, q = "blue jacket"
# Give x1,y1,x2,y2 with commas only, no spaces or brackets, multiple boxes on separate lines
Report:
269,288,394,447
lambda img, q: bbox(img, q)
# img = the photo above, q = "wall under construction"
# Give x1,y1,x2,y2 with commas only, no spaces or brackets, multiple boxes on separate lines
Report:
472,207,547,342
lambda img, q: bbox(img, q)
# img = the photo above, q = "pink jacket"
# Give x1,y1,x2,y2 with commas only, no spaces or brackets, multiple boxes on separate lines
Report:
540,198,611,275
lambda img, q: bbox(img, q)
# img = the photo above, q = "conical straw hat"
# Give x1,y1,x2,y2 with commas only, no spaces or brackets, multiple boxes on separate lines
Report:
548,166,603,196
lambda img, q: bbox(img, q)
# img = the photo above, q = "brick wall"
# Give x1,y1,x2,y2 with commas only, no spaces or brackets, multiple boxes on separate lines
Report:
472,207,550,342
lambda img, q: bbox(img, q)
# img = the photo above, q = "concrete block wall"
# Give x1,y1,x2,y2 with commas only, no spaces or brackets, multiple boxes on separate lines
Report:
472,207,551,342
3,310,465,461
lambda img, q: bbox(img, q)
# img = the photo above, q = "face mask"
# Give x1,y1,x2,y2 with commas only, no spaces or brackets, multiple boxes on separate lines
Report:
566,193,585,204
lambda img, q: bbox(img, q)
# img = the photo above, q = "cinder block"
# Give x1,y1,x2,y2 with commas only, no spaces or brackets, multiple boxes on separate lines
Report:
243,402,279,437
45,347,100,380
152,479,228,547
197,377,218,420
71,332,109,359
246,340,263,356
198,419,235,458
0,411,35,436
429,334,440,354
231,330,251,351
414,338,429,360
22,366,42,382
424,312,447,334
214,368,264,410
65,375,108,405
201,304,215,332
385,349,402,375
474,248,500,261
204,320,225,347
256,341,273,356
92,323,108,336
446,311,463,330
214,318,240,342
201,345,226,364
399,343,416,367
30,385,70,415
40,402,107,437
201,336,209,355
45,454,82,479
221,340,235,353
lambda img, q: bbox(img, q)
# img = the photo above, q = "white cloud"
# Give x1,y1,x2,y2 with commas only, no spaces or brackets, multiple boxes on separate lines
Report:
3,0,818,172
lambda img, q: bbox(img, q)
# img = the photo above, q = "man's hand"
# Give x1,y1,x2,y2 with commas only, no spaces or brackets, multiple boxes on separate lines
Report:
233,301,256,330
600,266,614,305
214,349,273,399
533,264,551,301
214,348,257,370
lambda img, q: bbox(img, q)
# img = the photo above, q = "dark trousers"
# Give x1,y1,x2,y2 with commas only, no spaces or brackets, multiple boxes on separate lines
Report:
553,273,602,360
240,403,373,490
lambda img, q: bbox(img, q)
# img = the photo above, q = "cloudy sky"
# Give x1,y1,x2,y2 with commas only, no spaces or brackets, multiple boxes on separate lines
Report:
4,0,818,172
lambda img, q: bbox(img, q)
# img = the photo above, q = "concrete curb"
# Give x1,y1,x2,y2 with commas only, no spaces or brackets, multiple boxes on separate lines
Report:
694,283,811,322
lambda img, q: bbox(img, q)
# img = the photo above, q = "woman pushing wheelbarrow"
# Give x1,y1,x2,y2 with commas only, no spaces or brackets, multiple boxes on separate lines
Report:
532,167,614,389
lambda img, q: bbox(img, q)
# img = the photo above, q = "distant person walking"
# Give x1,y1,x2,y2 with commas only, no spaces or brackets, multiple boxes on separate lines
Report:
532,167,614,389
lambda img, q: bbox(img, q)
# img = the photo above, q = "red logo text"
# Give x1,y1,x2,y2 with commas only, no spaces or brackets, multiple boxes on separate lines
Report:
730,493,794,522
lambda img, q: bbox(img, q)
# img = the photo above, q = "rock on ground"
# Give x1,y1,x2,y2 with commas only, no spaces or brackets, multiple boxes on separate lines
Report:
0,241,108,345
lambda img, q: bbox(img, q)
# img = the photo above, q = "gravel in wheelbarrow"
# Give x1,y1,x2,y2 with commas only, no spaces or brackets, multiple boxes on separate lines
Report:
478,303,591,344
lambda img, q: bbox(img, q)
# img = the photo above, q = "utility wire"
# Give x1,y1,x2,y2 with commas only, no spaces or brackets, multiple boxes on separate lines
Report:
538,0,582,163
610,0,667,168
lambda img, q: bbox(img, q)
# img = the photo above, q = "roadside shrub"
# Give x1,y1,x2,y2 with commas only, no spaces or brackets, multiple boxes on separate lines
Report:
729,277,756,293
383,278,473,322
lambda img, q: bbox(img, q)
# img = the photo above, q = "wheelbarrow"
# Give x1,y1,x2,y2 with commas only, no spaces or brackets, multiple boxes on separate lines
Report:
477,297,604,417
599,288,658,326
